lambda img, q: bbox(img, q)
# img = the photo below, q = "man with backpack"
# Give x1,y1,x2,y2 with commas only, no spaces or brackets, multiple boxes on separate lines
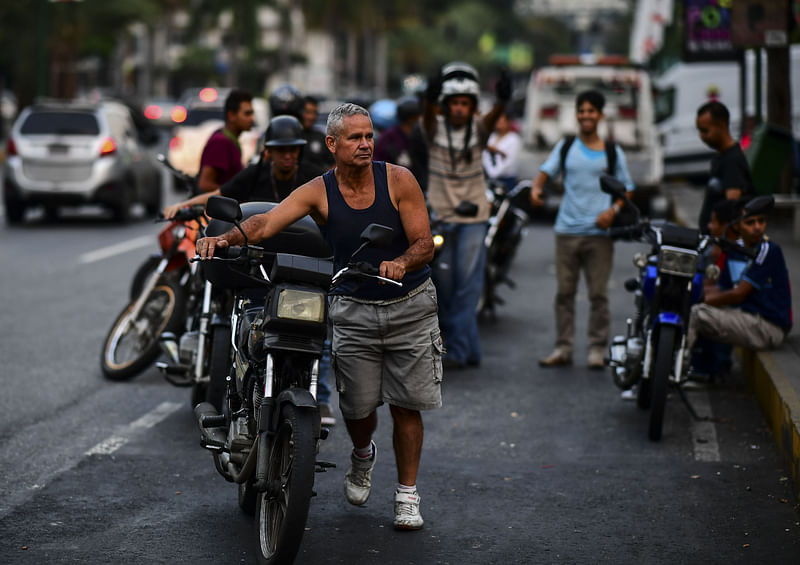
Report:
529,89,635,369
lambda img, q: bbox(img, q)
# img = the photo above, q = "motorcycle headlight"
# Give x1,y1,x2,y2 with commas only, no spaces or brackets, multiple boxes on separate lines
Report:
276,289,325,323
658,246,698,277
433,233,445,250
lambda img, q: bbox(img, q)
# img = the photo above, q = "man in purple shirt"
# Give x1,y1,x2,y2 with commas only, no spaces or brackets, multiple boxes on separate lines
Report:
373,96,426,189
197,89,255,193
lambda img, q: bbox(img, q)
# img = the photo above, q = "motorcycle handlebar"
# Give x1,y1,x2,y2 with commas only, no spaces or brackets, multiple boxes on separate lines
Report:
608,223,645,240
714,236,758,260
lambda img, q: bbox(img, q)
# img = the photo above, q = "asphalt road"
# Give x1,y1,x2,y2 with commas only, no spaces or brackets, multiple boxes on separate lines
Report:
0,186,798,564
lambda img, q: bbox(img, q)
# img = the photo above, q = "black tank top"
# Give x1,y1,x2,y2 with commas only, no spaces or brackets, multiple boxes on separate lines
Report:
322,161,430,300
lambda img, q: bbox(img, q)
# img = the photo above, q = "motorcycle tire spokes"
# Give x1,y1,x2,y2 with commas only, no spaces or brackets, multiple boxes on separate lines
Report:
101,280,186,380
255,404,315,565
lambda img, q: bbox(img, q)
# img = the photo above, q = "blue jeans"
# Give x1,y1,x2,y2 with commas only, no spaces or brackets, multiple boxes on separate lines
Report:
431,221,487,364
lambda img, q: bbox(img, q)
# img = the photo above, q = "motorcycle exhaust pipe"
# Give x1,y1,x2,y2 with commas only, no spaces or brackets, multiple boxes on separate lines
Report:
159,331,180,365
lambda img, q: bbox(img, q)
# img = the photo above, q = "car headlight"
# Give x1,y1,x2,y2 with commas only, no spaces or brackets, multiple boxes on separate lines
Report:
276,289,325,323
658,246,697,277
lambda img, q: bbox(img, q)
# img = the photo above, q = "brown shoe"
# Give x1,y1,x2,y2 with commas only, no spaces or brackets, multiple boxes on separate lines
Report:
538,349,572,367
587,347,605,370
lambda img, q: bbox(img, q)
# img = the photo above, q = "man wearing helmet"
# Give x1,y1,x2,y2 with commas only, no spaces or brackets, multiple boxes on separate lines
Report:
163,115,319,217
423,62,511,369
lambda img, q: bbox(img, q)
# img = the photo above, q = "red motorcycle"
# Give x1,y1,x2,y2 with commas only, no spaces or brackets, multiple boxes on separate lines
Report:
100,202,206,381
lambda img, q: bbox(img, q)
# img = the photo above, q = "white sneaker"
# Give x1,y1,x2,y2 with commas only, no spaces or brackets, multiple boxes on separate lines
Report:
344,441,376,506
620,385,638,401
393,490,424,530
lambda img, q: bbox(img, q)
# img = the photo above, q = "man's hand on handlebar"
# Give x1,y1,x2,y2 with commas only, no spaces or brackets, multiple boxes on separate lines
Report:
529,185,544,207
380,260,406,282
196,236,229,259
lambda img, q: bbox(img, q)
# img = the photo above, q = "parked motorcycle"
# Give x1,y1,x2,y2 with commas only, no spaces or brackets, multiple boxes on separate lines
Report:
603,175,771,440
101,155,228,408
100,201,206,382
193,195,395,565
481,179,531,317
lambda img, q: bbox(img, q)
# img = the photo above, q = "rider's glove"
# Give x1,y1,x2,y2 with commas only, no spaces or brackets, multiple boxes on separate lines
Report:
495,68,511,103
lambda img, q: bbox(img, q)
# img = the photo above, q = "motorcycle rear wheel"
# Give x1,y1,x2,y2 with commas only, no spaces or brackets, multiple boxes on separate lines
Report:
101,278,186,380
255,403,316,565
648,325,677,441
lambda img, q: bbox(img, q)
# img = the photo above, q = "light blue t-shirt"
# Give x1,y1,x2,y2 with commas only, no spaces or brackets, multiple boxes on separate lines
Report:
540,137,635,236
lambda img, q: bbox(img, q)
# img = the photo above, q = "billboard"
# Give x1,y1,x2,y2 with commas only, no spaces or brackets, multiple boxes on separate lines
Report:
683,0,741,61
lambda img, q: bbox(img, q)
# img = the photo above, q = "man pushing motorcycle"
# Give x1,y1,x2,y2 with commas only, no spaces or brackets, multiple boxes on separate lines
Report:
196,102,441,531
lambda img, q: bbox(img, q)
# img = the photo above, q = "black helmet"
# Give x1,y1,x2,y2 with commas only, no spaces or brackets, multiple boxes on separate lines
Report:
396,95,422,122
269,84,304,120
264,115,306,147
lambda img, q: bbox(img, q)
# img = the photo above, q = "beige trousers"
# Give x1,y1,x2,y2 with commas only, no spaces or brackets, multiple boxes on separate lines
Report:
553,234,614,354
688,303,786,351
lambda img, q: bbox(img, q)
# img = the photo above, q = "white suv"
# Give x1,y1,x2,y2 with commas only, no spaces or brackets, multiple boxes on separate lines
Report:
3,99,163,223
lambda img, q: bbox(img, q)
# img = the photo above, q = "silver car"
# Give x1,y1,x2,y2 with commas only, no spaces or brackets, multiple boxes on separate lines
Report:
3,99,164,223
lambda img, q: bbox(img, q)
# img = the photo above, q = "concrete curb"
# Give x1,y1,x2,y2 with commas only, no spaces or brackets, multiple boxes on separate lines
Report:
739,343,800,497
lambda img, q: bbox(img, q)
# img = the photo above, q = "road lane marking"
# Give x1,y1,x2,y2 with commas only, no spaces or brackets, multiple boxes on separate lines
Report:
79,235,153,264
690,389,720,462
85,401,182,456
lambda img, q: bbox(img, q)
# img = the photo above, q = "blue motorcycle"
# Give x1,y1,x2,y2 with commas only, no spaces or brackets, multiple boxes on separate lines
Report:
603,175,771,440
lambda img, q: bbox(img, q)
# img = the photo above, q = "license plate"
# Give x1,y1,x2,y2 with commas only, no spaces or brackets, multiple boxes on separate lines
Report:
49,144,69,155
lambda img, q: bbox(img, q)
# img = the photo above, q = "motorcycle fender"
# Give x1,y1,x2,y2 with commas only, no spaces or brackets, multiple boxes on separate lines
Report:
271,388,320,437
656,312,682,326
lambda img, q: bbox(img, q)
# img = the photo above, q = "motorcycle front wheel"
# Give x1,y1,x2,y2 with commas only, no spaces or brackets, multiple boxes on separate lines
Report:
648,325,677,441
101,278,186,380
255,403,316,565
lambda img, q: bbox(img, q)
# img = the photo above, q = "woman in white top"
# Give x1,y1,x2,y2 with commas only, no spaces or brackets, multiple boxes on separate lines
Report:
482,109,522,191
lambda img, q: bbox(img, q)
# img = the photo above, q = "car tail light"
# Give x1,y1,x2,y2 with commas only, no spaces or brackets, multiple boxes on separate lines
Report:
199,88,218,103
540,106,558,119
99,137,117,156
169,137,181,151
6,138,16,156
144,105,163,120
618,106,637,119
171,105,187,123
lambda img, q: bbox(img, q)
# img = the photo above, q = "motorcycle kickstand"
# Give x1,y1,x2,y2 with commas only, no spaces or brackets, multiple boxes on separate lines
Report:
676,384,709,422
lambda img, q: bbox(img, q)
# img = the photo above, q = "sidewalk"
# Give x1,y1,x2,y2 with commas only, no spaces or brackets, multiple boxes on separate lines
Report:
669,183,800,496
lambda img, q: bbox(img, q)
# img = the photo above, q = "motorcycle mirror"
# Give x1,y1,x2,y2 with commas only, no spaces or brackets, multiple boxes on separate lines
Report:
599,175,627,200
206,195,243,223
454,201,479,218
206,195,248,247
743,195,774,218
707,177,722,193
359,223,394,248
349,224,394,260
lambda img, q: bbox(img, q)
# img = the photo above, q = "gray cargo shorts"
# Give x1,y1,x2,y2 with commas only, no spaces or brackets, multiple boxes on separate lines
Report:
329,278,444,420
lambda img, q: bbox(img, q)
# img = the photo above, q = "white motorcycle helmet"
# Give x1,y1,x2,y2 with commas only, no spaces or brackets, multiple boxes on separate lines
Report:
438,61,480,106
